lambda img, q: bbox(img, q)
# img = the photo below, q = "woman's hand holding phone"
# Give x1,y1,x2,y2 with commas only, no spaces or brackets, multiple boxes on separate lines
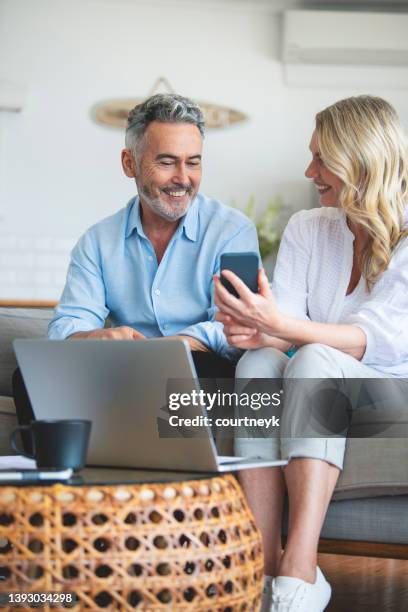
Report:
214,266,286,345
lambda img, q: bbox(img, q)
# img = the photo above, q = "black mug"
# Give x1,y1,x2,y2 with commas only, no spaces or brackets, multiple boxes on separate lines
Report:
11,419,91,471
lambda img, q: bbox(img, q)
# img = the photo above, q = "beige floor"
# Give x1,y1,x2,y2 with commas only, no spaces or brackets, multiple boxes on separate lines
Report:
318,553,408,612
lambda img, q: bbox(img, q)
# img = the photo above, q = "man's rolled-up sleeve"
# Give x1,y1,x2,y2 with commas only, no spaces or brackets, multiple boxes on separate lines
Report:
48,231,109,339
177,320,237,357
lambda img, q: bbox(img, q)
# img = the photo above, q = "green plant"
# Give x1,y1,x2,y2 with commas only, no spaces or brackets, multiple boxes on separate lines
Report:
233,196,283,260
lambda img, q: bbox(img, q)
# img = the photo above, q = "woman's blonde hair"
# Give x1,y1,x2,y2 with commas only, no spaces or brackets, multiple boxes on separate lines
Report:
315,95,408,289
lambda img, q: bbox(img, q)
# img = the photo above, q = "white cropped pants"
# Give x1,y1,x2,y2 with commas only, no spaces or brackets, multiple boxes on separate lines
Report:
234,343,391,470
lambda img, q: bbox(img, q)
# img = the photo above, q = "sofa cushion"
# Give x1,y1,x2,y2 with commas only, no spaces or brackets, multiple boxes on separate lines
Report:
335,390,408,499
334,438,408,500
321,495,408,544
283,495,408,544
0,395,17,455
349,415,408,438
0,308,53,396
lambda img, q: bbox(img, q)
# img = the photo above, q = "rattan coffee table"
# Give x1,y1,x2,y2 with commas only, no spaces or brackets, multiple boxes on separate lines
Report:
0,468,263,611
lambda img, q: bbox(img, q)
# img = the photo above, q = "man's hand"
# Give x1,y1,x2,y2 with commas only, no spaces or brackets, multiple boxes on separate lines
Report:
215,312,265,349
162,335,211,352
216,311,292,351
69,329,209,351
178,335,211,352
69,327,145,340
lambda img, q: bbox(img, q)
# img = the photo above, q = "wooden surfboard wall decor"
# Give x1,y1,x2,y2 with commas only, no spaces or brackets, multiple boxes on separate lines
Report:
91,77,248,130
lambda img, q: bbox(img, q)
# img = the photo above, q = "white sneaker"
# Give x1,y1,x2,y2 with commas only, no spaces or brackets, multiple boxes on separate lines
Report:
260,575,273,612
270,567,331,612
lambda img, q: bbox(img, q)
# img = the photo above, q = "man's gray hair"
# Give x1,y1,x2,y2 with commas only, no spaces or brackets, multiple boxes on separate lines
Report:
125,93,205,156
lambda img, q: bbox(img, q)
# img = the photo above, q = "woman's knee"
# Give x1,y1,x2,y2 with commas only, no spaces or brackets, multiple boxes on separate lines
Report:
234,437,281,461
236,347,289,379
284,343,343,379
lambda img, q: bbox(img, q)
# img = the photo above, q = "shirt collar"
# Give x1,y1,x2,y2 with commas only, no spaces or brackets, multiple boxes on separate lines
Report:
125,195,199,242
181,195,199,242
125,197,147,239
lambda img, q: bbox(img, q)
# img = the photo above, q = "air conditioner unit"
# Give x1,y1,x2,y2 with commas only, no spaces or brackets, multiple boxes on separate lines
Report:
282,10,408,66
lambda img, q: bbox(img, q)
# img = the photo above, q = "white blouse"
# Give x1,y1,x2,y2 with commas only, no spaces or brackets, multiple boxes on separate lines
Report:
271,207,408,377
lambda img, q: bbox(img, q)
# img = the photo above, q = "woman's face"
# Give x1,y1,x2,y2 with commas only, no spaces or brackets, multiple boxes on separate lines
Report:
305,130,344,207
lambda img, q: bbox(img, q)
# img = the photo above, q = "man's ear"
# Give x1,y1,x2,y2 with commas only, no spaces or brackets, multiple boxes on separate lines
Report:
121,149,136,178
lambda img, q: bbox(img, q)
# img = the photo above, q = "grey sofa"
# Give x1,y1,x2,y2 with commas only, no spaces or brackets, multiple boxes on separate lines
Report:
1,306,408,559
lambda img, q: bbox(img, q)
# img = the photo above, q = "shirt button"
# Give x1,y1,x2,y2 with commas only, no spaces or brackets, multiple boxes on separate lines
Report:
154,288,161,296
147,255,153,261
163,324,169,330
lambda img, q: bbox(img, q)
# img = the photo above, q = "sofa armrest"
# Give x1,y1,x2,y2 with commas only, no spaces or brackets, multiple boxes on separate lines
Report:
0,395,17,455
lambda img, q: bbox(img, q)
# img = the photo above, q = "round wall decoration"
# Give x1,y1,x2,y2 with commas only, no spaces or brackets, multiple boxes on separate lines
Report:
92,77,248,130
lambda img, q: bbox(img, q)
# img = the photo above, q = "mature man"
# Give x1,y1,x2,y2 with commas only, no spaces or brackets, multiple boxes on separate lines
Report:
47,93,260,377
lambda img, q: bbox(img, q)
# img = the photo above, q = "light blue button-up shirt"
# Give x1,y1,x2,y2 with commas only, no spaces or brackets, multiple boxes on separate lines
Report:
48,194,260,358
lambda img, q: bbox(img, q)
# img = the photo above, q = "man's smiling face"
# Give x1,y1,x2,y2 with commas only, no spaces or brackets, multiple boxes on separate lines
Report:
132,121,202,221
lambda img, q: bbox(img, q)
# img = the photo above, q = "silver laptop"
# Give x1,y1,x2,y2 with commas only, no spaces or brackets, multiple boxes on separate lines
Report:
14,339,287,472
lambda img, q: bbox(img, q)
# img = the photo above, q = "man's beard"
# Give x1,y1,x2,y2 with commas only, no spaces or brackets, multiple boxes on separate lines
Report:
138,183,194,222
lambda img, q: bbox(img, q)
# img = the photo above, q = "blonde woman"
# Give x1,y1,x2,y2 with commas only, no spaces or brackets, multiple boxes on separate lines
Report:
214,96,408,612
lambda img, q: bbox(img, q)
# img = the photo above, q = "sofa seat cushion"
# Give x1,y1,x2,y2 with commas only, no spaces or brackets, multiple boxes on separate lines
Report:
349,402,408,438
0,308,53,396
334,438,408,500
0,395,17,455
321,495,408,544
283,495,408,544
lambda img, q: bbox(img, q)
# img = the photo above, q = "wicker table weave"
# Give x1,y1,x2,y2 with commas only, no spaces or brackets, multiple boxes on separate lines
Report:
0,473,263,611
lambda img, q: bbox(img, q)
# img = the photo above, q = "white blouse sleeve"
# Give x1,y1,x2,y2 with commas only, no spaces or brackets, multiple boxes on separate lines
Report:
271,210,312,320
347,238,408,367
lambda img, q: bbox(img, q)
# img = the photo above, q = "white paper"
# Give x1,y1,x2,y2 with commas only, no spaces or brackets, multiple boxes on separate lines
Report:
0,455,37,470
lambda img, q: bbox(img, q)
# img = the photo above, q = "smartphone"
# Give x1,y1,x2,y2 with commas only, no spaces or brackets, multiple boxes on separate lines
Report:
220,252,259,298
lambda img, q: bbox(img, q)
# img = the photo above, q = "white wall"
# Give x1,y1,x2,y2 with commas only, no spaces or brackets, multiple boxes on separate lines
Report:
1,0,408,299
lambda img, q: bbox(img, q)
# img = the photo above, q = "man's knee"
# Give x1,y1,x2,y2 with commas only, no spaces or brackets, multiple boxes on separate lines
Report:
284,343,342,379
191,352,235,378
12,368,35,454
